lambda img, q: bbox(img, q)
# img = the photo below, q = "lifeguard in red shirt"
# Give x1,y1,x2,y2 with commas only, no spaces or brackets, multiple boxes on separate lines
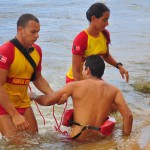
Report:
66,2,129,83
0,14,54,142
0,41,41,109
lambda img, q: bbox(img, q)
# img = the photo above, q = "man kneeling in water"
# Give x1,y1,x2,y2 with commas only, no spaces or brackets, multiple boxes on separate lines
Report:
30,55,133,141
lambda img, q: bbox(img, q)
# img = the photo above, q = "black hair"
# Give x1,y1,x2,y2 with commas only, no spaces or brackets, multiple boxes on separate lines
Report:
17,13,39,29
86,2,110,22
85,55,105,78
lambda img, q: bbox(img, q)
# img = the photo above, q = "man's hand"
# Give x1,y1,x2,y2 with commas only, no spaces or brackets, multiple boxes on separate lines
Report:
57,93,68,105
12,114,29,131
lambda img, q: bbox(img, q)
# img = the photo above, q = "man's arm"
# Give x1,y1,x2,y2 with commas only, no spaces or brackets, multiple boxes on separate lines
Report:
114,88,133,135
0,69,29,130
32,83,73,106
33,71,54,94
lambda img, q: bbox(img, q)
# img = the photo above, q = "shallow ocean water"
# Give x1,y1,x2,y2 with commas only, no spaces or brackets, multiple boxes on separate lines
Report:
0,0,150,149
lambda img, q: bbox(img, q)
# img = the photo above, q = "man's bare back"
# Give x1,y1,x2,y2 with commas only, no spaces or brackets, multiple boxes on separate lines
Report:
56,78,131,140
30,55,133,141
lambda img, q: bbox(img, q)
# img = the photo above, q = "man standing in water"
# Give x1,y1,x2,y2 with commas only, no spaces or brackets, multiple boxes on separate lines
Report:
0,14,54,143
30,55,133,141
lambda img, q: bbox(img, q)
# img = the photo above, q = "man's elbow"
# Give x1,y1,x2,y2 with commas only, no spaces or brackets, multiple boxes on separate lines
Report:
41,99,55,106
43,97,58,106
36,95,53,106
42,100,50,106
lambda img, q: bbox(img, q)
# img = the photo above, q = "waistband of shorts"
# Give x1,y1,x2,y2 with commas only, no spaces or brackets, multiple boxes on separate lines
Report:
66,76,74,83
0,106,28,116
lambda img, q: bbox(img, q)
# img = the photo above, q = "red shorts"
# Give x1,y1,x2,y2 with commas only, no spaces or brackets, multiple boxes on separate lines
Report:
0,106,27,116
66,76,104,83
66,76,75,83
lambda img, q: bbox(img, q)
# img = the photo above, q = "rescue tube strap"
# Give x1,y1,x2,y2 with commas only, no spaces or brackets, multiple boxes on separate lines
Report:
69,120,100,130
28,85,46,125
69,120,100,139
71,126,87,139
10,38,36,81
69,116,114,139
52,103,70,138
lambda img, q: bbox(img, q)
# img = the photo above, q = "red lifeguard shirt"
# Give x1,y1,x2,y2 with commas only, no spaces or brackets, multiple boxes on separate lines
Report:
66,29,110,80
0,41,42,108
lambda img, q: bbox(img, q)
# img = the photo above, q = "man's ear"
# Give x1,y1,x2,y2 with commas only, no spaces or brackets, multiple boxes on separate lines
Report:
91,15,96,22
86,67,91,75
17,26,23,33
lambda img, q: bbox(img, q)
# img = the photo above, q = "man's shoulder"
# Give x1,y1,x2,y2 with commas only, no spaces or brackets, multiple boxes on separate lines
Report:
66,80,83,85
0,41,14,51
33,43,41,51
0,41,15,69
66,80,87,88
33,43,42,55
104,81,121,94
0,41,15,56
102,80,118,88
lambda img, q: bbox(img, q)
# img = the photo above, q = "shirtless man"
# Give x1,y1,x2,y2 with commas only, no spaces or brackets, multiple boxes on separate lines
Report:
31,55,133,141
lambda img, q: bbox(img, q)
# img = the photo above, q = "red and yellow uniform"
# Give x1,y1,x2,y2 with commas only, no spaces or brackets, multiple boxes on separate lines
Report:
66,29,110,82
0,41,42,109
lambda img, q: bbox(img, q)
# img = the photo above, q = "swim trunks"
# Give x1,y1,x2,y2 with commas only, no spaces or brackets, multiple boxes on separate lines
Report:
66,75,75,83
62,109,116,139
0,106,27,116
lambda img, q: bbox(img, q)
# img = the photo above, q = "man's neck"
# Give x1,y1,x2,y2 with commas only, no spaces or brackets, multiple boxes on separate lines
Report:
85,75,101,80
15,36,31,50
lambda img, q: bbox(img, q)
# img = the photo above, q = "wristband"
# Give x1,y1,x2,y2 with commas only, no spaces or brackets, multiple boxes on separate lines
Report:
116,62,123,69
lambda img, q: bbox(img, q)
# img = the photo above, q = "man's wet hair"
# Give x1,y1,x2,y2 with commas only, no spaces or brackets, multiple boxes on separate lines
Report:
85,55,105,78
86,2,110,22
17,13,39,29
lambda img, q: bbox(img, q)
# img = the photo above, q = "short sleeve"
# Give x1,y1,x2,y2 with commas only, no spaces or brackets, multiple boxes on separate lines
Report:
33,44,42,72
72,31,88,55
0,42,14,70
